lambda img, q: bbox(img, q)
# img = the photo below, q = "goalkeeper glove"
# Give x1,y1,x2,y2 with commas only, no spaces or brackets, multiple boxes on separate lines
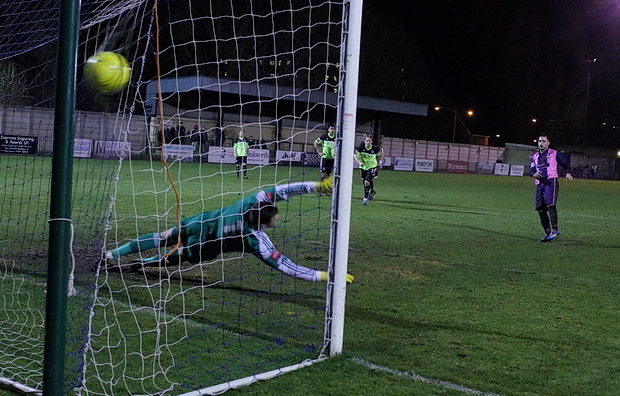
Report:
320,271,354,284
316,176,334,196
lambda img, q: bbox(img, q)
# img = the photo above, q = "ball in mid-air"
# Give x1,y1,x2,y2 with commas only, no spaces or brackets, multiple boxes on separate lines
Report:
84,52,131,94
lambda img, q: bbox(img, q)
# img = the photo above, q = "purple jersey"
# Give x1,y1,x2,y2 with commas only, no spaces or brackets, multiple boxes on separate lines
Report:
529,148,572,184
530,148,572,210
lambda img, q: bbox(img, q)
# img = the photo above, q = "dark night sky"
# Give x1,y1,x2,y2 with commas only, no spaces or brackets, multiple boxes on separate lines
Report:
360,1,620,147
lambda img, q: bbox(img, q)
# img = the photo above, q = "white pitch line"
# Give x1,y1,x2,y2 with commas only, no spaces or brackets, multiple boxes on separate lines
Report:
351,357,504,396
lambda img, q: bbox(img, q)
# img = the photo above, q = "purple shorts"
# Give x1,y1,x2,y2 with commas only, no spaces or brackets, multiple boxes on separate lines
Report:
535,178,559,210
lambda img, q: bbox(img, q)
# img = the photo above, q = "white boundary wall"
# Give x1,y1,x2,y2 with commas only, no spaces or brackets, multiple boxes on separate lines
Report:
0,105,148,155
381,137,505,172
0,106,507,173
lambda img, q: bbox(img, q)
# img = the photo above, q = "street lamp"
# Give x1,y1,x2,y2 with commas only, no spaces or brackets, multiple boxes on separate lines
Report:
434,106,474,143
434,106,457,143
585,58,597,131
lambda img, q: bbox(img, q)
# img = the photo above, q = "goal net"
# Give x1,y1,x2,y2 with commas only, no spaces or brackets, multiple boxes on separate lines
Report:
0,0,358,394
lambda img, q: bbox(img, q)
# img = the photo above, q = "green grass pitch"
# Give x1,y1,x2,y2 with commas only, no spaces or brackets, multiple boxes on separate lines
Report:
1,159,619,395
237,168,620,395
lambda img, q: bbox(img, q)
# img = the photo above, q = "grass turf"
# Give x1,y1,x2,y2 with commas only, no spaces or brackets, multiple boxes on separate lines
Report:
240,170,620,395
1,159,619,395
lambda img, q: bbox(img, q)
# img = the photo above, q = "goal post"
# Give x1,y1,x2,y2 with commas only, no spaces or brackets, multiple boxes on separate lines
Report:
43,0,80,394
328,0,363,356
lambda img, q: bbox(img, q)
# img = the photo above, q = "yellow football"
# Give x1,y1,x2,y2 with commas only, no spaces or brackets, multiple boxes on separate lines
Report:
84,52,131,94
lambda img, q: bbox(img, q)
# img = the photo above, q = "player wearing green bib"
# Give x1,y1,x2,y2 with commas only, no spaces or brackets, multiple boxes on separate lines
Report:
234,130,250,179
104,177,353,283
313,125,337,180
354,135,384,206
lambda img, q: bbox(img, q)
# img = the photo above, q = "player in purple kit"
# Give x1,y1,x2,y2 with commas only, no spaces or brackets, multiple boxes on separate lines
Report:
529,134,574,242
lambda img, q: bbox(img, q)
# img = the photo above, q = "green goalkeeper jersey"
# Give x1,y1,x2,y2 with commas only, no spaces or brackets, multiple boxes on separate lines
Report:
107,181,333,282
180,187,278,265
168,183,322,282
234,137,249,157
355,144,383,170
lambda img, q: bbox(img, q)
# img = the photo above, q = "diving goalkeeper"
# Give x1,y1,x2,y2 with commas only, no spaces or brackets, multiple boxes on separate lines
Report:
104,178,353,283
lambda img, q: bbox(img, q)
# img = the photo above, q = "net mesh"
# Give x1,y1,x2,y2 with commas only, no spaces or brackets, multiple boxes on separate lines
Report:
0,0,345,394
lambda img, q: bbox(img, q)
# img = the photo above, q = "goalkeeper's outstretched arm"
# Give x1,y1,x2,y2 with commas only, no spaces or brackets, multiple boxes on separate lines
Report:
250,228,352,283
255,177,333,203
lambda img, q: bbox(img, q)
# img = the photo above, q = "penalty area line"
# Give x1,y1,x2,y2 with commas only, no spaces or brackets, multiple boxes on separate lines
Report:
351,357,503,396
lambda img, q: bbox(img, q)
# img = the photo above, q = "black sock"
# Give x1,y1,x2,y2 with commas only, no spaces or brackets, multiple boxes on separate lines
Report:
364,185,371,198
538,210,550,233
548,206,558,230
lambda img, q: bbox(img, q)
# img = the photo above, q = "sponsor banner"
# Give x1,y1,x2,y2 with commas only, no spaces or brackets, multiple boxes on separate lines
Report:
414,158,434,172
494,163,510,176
208,146,235,163
74,139,92,158
248,149,270,165
394,157,414,171
0,135,38,155
93,140,131,159
510,164,525,176
207,147,269,164
304,152,321,166
276,150,304,163
447,160,468,174
477,162,494,174
163,144,194,162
